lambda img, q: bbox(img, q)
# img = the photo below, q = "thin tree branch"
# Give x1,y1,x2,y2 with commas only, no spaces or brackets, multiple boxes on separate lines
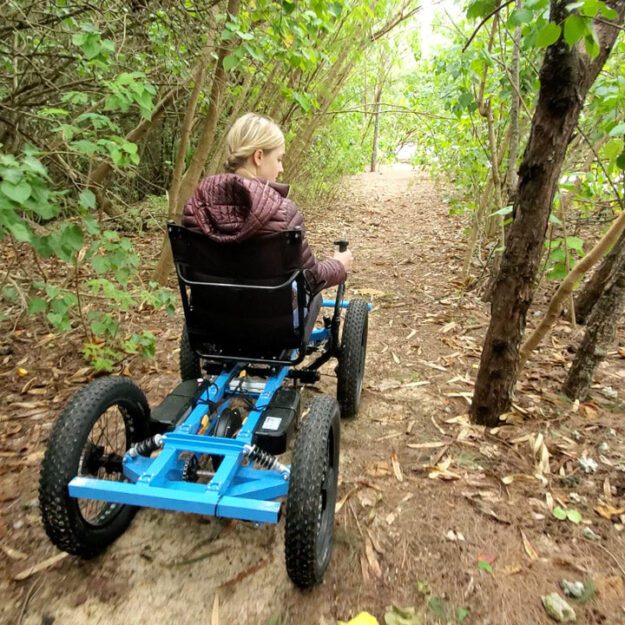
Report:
462,0,515,53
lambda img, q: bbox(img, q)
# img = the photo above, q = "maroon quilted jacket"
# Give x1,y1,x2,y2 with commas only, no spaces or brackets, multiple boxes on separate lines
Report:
181,174,346,292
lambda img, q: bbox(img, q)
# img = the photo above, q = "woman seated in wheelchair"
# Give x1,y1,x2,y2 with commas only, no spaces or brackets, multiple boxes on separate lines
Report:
181,112,353,294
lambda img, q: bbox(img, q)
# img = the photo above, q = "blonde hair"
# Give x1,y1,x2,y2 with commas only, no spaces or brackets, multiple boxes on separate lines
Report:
224,113,285,173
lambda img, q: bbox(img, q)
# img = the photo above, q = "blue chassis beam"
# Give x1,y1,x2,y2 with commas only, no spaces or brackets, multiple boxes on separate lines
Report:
68,298,356,524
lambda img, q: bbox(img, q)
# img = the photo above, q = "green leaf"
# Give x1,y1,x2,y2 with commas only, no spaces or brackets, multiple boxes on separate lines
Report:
79,189,96,210
70,139,99,156
28,297,47,314
549,213,563,225
616,153,625,170
60,223,84,252
477,560,494,574
7,221,33,243
581,0,600,16
508,7,533,26
565,236,585,253
603,138,624,160
223,54,238,71
456,607,470,622
91,255,110,273
563,14,587,46
82,215,100,235
584,30,600,57
609,123,625,137
599,3,618,18
490,205,513,217
467,0,498,19
552,506,567,520
536,22,562,47
1,180,32,204
566,509,582,524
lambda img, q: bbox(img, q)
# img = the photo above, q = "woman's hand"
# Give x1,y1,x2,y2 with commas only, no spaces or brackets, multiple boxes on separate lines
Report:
334,249,353,272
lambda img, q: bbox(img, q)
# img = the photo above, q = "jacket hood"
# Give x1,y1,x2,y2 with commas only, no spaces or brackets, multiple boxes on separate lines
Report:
183,174,291,243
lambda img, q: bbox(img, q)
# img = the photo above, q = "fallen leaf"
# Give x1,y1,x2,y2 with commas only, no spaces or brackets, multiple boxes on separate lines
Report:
407,441,447,449
339,612,380,625
16,367,28,377
365,537,382,578
502,564,523,575
595,504,625,520
390,452,403,482
14,553,69,580
1,544,28,560
520,530,538,560
446,530,465,542
581,403,600,419
501,474,537,485
211,592,219,625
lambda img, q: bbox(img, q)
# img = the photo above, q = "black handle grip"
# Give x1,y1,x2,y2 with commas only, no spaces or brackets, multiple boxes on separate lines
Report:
334,239,349,252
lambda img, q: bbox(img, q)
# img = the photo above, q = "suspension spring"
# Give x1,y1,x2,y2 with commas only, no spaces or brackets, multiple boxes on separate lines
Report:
243,444,290,478
128,434,163,458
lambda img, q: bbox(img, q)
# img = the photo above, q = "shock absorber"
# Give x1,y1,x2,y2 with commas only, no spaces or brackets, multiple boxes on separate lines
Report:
243,444,290,478
127,434,164,458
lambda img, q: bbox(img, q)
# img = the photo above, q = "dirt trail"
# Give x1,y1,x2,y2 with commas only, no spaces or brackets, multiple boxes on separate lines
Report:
2,166,625,625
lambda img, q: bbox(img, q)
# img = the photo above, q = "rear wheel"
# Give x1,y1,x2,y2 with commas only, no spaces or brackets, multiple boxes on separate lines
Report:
337,299,369,418
180,323,201,380
39,376,150,557
285,395,340,589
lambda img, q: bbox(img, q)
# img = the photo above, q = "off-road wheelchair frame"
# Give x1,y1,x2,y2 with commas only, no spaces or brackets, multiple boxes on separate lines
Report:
39,223,369,588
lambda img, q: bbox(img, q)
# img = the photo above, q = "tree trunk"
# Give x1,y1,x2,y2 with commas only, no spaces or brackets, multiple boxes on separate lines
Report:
563,243,625,399
520,206,625,363
151,0,240,284
370,87,382,172
574,228,625,323
504,9,521,201
470,1,625,426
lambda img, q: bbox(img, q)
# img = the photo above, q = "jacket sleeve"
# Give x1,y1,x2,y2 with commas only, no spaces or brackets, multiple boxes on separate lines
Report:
284,202,347,293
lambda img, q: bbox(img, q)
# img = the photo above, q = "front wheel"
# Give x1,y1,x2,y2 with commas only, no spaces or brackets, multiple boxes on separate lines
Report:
285,395,340,589
337,299,369,418
39,376,150,558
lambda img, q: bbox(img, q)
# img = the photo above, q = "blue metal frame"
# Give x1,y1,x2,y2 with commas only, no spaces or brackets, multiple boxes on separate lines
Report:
67,300,359,525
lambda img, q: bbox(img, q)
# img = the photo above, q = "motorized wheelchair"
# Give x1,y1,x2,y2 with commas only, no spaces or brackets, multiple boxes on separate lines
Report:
39,223,369,588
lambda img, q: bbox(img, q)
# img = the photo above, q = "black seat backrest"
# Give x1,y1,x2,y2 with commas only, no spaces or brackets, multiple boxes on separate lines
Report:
168,223,311,361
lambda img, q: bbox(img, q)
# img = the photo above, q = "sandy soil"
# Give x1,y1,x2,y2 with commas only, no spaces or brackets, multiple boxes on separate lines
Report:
1,165,624,625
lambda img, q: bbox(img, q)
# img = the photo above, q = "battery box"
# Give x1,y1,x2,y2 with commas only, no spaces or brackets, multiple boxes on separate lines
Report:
253,388,300,455
150,379,205,431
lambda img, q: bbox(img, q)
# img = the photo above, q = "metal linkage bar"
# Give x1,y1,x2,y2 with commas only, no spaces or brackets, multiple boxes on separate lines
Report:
69,361,292,523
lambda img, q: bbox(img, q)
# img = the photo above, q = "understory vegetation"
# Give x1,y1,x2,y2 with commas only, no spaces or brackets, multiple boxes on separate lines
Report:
1,0,624,421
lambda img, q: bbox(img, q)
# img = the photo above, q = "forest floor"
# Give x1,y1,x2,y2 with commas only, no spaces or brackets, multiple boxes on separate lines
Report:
1,165,625,625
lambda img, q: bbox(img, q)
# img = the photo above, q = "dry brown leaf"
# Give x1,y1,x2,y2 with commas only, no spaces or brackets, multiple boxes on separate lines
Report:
366,462,391,478
501,474,537,485
595,504,625,520
365,537,382,578
406,441,447,449
335,484,363,514
14,552,68,580
520,530,538,560
390,452,403,482
360,554,371,584
391,352,400,365
581,403,600,419
211,592,219,625
603,478,612,502
502,564,524,575
1,544,28,560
